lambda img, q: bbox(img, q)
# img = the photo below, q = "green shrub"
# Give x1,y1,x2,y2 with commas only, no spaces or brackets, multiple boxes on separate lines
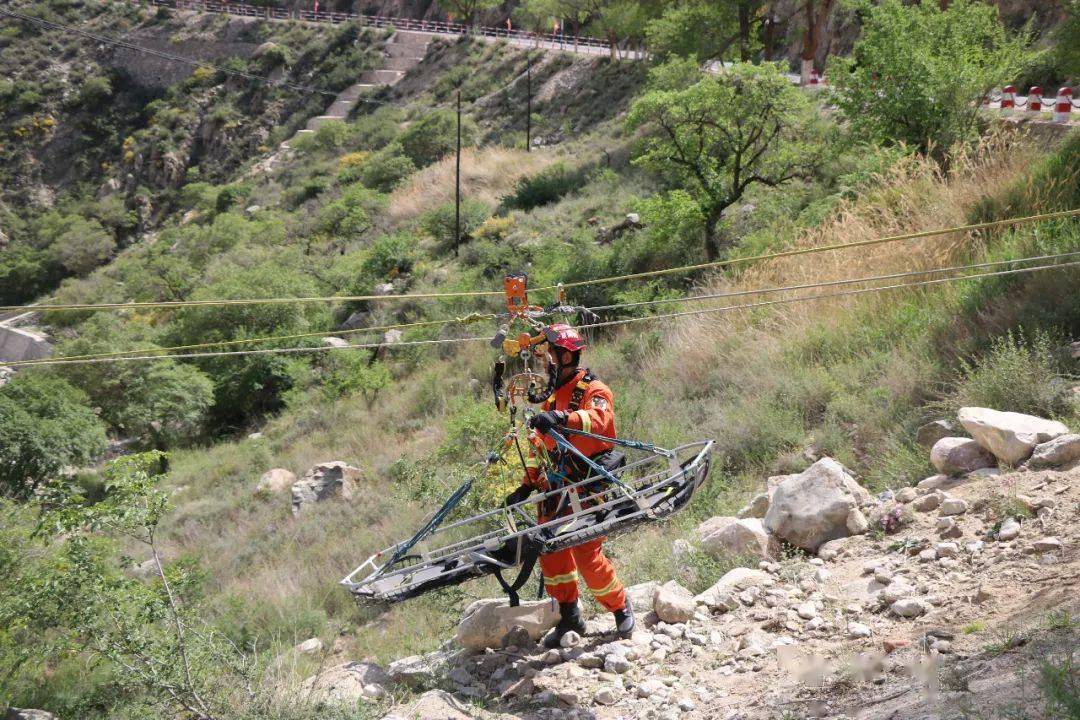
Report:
420,198,491,251
318,183,386,239
399,110,477,168
951,329,1076,420
78,75,112,106
502,162,588,211
360,142,416,192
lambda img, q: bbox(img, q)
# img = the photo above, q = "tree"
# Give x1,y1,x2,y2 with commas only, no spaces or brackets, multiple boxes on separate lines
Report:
627,60,822,260
829,0,1035,156
399,109,478,168
0,374,107,499
437,0,501,25
800,0,836,84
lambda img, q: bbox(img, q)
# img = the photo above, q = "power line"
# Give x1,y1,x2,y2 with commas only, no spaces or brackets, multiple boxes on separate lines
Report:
6,256,1077,367
3,208,1075,314
15,251,1079,367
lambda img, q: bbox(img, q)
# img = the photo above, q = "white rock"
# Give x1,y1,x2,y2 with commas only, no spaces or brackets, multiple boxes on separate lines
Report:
300,661,391,702
930,437,996,476
291,461,361,516
561,631,581,648
255,468,296,495
594,687,620,705
896,487,918,503
456,598,559,650
846,508,869,534
997,517,1021,541
604,654,631,674
763,458,869,551
936,542,959,558
797,602,818,620
1028,434,1080,468
322,336,349,348
694,568,772,608
696,516,736,542
625,581,660,611
958,407,1070,465
701,517,771,560
939,498,969,516
1032,537,1062,553
890,598,930,618
654,580,696,624
295,637,324,655
912,492,944,512
847,622,872,638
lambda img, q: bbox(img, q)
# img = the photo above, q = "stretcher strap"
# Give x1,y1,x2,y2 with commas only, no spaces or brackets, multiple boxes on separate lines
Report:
492,536,543,607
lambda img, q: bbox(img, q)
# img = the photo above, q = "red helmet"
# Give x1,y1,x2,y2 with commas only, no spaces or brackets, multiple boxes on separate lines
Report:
543,323,586,352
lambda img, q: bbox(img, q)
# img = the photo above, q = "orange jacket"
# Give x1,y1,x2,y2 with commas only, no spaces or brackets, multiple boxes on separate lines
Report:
524,369,616,490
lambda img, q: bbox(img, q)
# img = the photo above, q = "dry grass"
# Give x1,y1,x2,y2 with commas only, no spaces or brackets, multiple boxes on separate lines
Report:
387,146,559,226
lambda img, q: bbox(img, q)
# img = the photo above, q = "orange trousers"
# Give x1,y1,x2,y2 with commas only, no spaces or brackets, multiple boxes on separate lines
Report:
539,537,626,612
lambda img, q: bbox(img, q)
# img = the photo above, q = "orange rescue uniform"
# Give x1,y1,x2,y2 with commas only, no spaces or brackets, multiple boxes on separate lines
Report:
523,369,627,612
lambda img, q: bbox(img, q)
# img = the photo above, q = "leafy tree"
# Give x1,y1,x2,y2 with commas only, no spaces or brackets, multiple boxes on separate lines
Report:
399,110,478,168
643,0,749,61
0,243,62,304
421,198,492,251
438,0,502,25
0,374,107,499
829,0,1035,156
360,142,417,192
52,317,214,447
1056,0,1080,79
627,60,822,260
38,214,116,276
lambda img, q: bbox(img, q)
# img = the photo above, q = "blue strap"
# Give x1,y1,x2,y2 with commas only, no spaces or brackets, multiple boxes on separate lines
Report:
383,479,472,571
546,429,634,492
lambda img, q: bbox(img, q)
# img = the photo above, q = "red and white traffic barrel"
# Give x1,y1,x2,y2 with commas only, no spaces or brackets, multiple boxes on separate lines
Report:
809,69,821,86
1000,85,1015,115
1028,86,1042,114
1055,87,1073,124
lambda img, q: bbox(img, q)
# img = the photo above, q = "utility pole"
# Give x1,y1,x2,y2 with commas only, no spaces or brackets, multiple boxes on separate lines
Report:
455,88,462,257
526,56,532,152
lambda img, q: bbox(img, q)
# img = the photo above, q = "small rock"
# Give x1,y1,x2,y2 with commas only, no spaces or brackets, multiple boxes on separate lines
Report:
848,622,872,638
896,487,918,503
882,636,910,653
654,581,696,624
873,566,894,584
918,548,938,562
1032,537,1062,553
560,630,581,648
797,602,818,620
935,542,959,558
1028,434,1080,468
457,598,560,650
604,654,631,674
939,498,969,516
890,598,930,618
912,492,944,512
678,697,697,711
578,653,604,669
594,687,620,705
295,637,324,655
931,639,952,653
997,517,1021,541
937,517,963,539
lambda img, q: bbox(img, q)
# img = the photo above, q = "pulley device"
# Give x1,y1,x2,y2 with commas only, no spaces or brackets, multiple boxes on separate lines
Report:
340,274,714,607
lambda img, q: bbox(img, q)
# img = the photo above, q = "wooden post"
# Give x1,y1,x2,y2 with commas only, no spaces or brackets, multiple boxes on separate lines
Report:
455,89,462,256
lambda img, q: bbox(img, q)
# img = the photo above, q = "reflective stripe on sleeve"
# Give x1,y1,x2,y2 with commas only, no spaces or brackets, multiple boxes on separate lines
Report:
574,409,592,433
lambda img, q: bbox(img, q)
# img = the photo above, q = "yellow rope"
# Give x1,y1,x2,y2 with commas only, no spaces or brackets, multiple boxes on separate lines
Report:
1,208,1075,313
7,312,495,367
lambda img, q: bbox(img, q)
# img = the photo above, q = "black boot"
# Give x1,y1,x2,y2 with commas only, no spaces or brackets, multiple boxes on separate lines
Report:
613,596,635,638
543,602,586,649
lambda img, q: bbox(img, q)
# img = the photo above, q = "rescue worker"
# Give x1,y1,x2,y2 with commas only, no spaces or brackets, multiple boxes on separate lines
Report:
504,324,635,648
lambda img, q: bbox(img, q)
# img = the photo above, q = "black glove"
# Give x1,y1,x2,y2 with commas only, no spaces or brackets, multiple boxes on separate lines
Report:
529,410,567,434
504,485,533,507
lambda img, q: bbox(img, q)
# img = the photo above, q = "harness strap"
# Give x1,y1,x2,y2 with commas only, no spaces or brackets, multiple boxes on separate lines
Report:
492,536,543,607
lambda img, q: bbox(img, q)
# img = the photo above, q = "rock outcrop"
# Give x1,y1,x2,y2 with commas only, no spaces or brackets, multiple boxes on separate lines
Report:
290,461,361,515
957,407,1070,465
763,458,870,552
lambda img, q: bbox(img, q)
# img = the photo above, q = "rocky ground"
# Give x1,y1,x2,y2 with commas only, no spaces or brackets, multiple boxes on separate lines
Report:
297,413,1079,720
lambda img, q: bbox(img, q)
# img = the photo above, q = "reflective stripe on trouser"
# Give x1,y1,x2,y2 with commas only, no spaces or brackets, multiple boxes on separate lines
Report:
538,537,626,612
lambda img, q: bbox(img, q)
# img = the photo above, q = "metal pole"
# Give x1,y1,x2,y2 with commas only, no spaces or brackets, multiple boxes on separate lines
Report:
455,89,462,257
526,57,532,152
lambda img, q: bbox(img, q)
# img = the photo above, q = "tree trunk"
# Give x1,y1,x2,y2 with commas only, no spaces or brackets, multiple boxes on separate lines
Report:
939,0,950,9
801,0,835,84
704,210,725,262
608,29,617,62
763,12,776,61
738,0,752,62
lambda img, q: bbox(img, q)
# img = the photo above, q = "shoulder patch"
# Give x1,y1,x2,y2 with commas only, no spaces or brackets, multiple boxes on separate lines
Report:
591,396,608,410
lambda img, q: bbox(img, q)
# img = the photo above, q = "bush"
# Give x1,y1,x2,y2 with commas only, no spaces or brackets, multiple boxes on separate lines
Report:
399,110,477,168
78,75,112,106
502,162,588,211
359,142,416,192
50,217,115,276
0,244,62,304
420,198,491,251
950,329,1077,420
0,374,107,499
318,183,386,239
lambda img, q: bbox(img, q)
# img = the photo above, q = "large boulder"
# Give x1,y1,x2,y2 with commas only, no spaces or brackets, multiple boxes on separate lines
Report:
763,458,870,552
694,567,772,608
300,661,391,703
701,518,771,560
929,437,996,476
456,598,559,650
957,407,1070,465
291,461,362,516
255,468,296,496
653,580,695,624
695,516,735,542
1028,434,1080,468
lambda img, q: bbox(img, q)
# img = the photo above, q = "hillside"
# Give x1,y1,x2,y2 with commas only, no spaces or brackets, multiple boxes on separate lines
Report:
1,1,1079,719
